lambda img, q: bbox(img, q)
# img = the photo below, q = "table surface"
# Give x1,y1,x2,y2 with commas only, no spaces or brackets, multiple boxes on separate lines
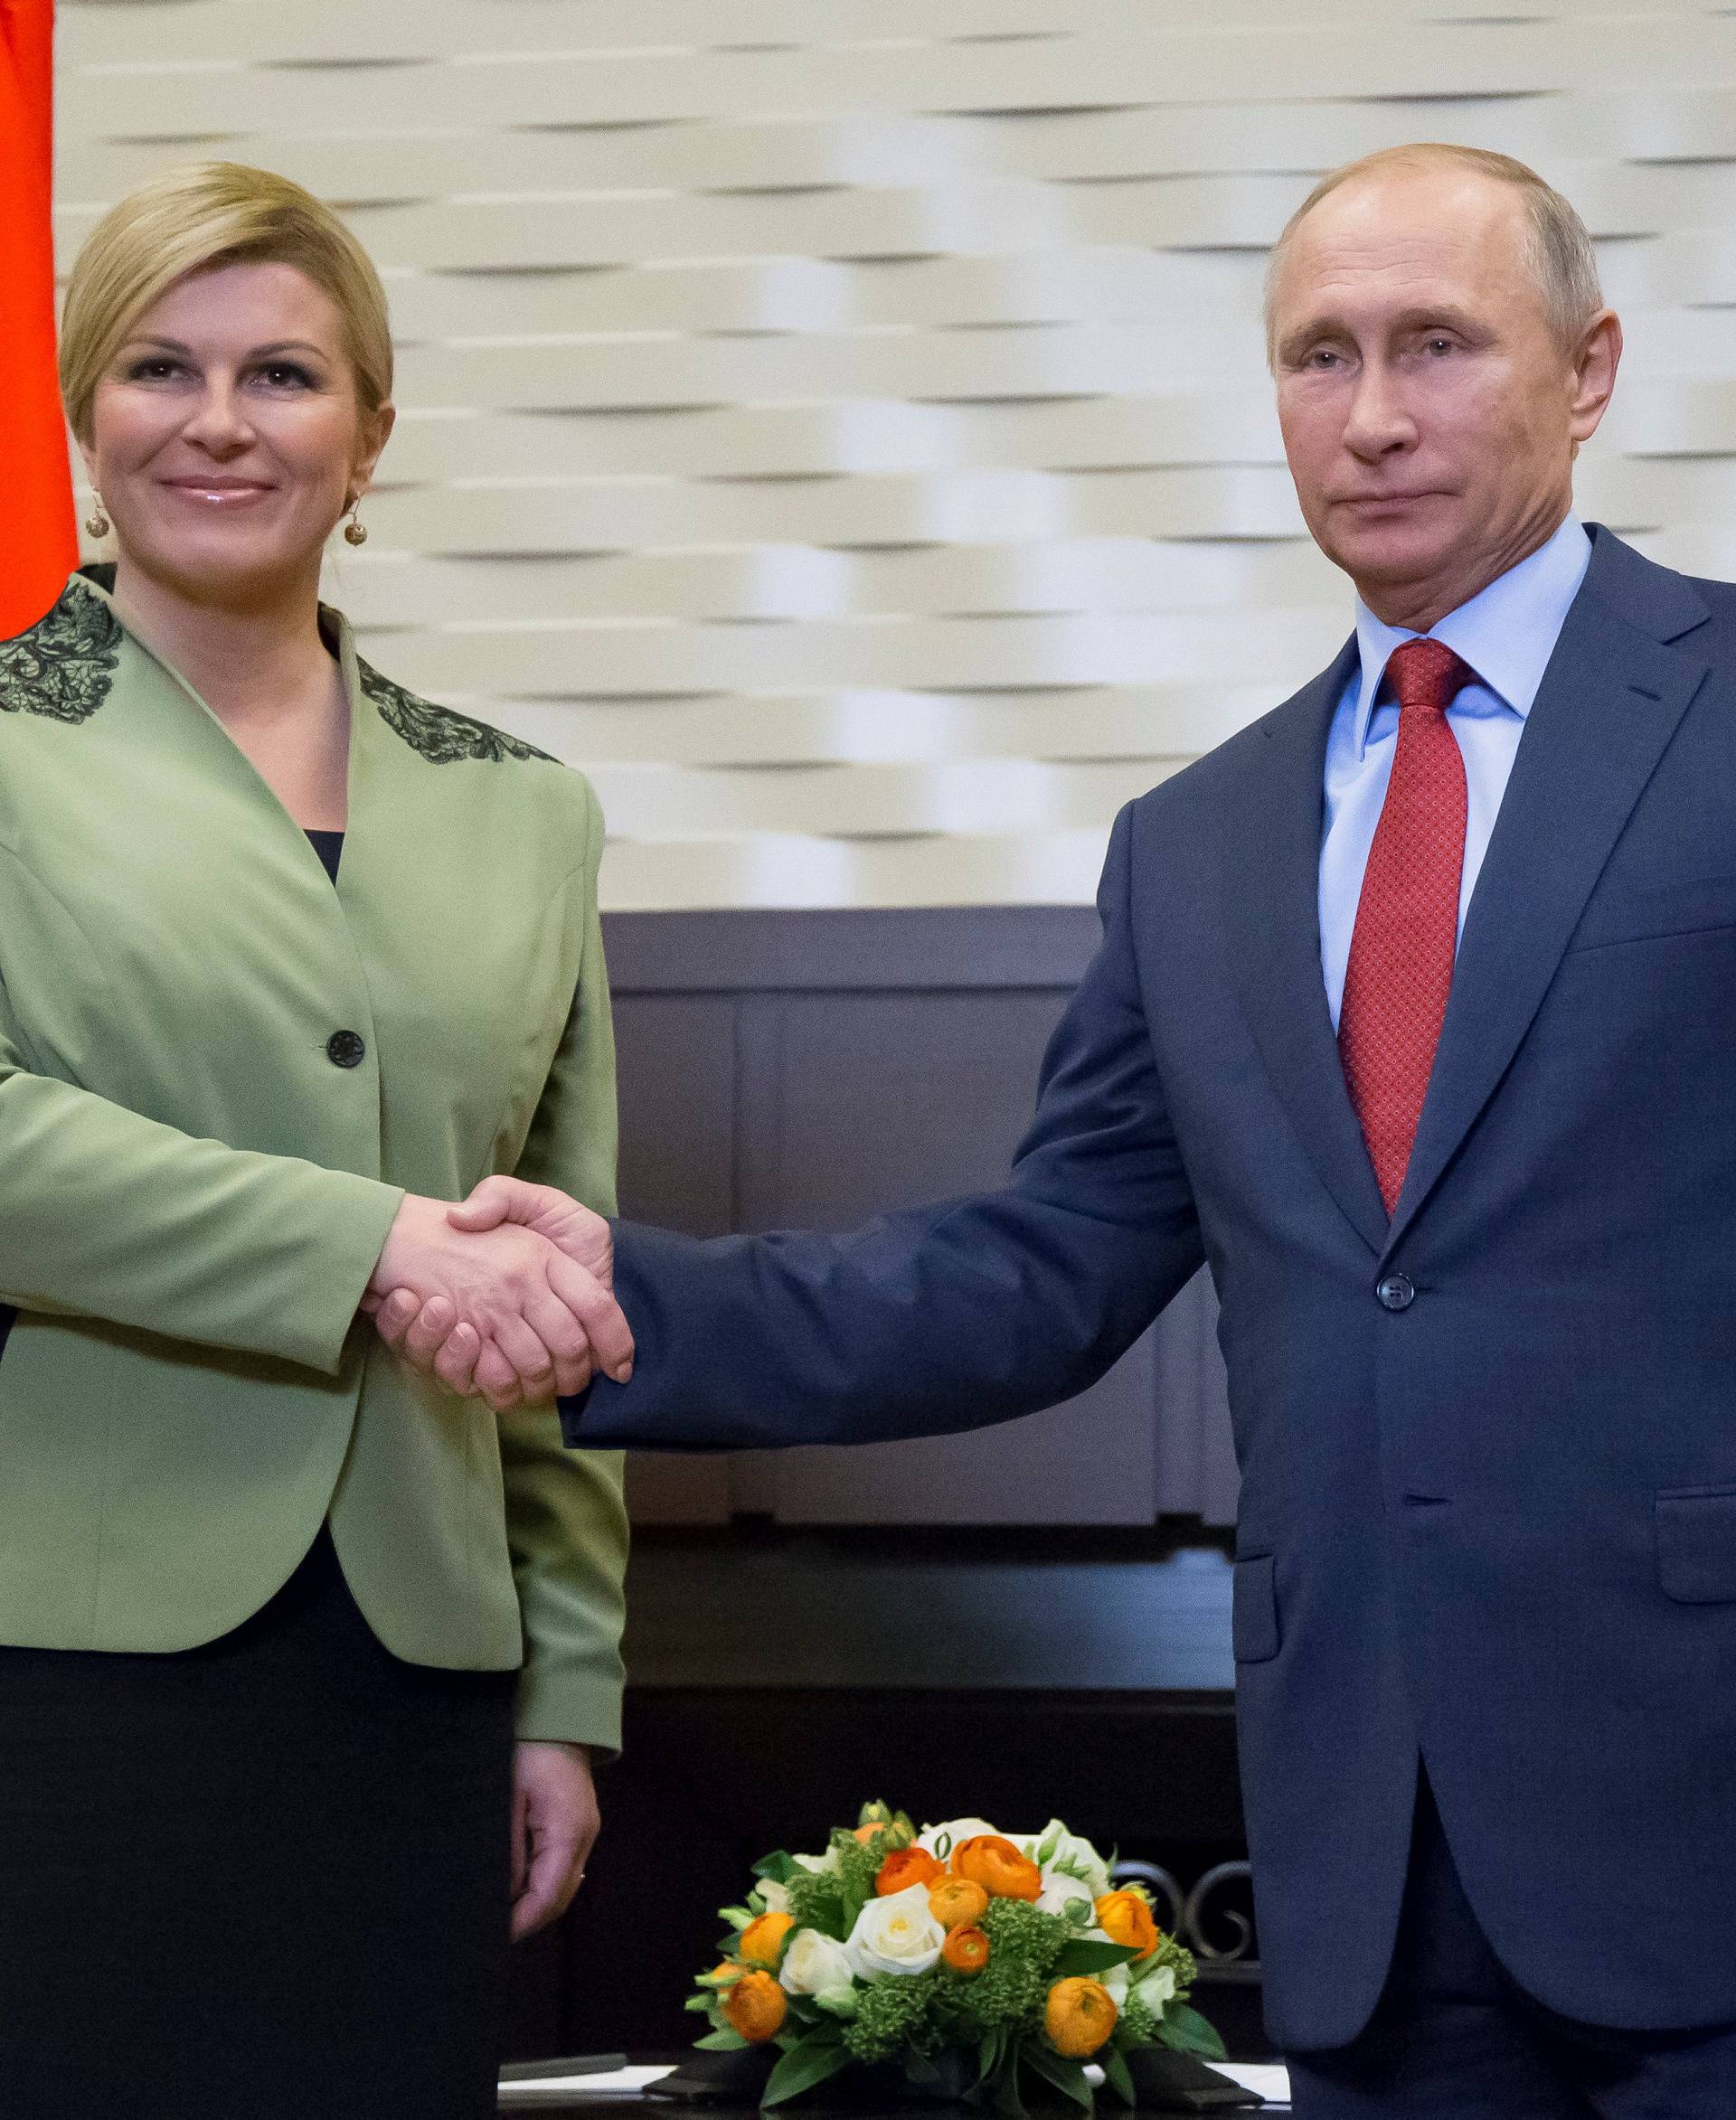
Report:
495,2057,1293,2115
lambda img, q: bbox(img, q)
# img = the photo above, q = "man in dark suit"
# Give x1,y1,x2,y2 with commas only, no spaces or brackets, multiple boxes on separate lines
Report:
390,144,1736,2114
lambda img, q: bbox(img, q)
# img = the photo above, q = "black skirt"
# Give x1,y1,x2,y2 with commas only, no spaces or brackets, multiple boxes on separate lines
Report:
0,1525,516,2120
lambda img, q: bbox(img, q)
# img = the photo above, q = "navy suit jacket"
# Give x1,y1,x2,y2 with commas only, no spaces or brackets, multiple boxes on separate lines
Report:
566,526,1736,2049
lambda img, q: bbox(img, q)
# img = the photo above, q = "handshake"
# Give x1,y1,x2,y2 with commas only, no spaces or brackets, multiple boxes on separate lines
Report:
362,1176,633,1413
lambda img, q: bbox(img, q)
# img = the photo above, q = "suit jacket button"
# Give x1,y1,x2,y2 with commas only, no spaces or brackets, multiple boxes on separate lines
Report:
1376,1272,1415,1312
326,1030,367,1069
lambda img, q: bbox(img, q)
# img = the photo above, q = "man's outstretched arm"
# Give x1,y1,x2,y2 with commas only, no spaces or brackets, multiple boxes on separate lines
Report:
555,802,1205,1454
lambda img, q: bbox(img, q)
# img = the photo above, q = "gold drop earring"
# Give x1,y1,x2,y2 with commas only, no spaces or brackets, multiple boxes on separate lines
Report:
343,496,368,547
85,495,111,540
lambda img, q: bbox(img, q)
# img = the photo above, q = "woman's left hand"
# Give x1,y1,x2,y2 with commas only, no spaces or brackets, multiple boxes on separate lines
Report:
511,1740,600,1942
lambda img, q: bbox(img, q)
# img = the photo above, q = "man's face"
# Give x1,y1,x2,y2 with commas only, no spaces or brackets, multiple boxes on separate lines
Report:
1269,168,1618,627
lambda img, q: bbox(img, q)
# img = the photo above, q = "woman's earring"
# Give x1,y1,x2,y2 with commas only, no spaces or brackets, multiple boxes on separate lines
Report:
343,499,368,547
84,496,111,541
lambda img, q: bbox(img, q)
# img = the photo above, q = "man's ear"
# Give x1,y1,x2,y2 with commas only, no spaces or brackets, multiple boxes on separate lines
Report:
1569,310,1622,447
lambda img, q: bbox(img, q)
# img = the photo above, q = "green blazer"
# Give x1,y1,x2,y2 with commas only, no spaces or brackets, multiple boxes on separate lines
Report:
0,567,627,1748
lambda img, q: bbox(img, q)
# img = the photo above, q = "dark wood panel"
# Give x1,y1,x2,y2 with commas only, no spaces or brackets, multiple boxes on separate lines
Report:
602,906,1101,994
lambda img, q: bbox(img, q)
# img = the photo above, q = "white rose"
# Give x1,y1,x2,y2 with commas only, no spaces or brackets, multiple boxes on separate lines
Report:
844,1883,947,1978
1022,1821,1113,1901
1131,1963,1176,2015
793,1849,841,1876
916,1817,1000,1860
780,1927,855,1999
756,1880,791,1914
1100,1961,1131,2006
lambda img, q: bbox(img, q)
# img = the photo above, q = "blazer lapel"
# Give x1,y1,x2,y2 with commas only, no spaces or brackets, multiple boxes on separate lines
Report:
1222,637,1392,1257
1383,530,1712,1256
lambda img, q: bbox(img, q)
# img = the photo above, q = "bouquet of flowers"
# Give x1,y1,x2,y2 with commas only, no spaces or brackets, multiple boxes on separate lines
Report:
688,1803,1226,2113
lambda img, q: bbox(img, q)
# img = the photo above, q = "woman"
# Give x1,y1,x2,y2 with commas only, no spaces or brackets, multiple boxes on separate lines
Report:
0,162,628,2119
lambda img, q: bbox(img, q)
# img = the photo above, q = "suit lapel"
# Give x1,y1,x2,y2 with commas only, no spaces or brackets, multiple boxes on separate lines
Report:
1382,530,1712,1255
1222,637,1392,1257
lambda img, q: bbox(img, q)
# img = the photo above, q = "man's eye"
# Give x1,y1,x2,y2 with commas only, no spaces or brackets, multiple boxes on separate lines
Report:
1424,336,1455,356
1306,347,1342,370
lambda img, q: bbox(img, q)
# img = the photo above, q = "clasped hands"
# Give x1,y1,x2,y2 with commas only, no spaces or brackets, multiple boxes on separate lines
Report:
363,1177,630,1412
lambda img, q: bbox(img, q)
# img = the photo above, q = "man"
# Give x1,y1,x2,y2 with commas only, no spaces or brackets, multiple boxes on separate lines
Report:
389,146,1736,2113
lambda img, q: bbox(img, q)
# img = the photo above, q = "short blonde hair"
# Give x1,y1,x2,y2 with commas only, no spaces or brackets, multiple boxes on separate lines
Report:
1264,144,1603,360
61,161,393,441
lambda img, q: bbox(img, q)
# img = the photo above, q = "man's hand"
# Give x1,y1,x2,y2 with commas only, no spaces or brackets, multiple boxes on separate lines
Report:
448,1176,615,1291
366,1193,632,1412
511,1741,600,1943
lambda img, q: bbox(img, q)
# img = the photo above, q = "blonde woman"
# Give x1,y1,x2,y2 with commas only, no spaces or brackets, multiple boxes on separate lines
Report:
0,163,633,2119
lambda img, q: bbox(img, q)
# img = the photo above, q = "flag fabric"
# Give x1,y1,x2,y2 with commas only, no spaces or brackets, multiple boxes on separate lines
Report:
0,0,76,639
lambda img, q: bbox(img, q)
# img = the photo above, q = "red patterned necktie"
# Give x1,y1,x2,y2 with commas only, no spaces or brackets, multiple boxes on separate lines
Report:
1338,636,1473,1215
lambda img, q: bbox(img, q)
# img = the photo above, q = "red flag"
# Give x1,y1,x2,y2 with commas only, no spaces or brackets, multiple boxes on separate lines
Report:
0,0,76,638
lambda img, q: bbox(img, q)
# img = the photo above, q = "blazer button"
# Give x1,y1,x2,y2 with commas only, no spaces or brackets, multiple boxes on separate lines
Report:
1376,1272,1415,1312
326,1030,367,1069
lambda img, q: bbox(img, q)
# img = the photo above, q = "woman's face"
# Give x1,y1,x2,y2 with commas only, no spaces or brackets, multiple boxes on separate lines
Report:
81,260,392,607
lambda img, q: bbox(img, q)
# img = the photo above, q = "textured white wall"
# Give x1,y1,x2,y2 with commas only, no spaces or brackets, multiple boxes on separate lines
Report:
54,1,1736,909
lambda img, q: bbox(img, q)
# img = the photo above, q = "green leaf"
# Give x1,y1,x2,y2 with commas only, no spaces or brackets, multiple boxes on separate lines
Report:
992,2053,1028,2120
1052,1940,1138,1980
684,1995,714,2015
1022,2043,1093,2111
1035,1831,1061,1870
1099,2048,1136,2107
761,2036,853,2109
754,1851,797,1886
1157,2004,1226,2062
721,1908,754,1933
976,2032,1003,2087
695,2030,750,2053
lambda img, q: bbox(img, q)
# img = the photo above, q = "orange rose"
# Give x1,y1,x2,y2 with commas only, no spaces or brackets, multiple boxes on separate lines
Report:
703,1962,742,1986
1044,1977,1118,2059
877,1846,945,1897
928,1876,990,1931
952,1834,1043,1902
722,1968,788,2044
1094,1889,1159,1963
941,1926,990,1976
739,1911,794,1967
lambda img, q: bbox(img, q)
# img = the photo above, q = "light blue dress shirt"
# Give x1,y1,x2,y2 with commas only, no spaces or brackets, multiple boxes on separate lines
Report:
1318,514,1592,1029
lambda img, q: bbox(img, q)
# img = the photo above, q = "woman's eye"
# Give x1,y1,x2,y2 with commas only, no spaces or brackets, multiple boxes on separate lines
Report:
125,358,184,382
256,363,316,391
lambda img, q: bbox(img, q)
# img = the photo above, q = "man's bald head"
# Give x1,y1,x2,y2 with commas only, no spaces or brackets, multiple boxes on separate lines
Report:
1265,145,1602,363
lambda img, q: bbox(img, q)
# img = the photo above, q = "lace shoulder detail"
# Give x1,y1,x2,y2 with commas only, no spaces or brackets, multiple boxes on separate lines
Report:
0,582,121,725
359,659,555,766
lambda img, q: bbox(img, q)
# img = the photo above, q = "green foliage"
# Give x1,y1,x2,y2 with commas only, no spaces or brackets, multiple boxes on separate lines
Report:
762,2036,853,2108
754,1851,797,1886
1020,2042,1092,2110
843,1971,939,2065
1151,1929,1197,1995
1157,2003,1226,2063
783,1869,849,1941
1114,1993,1157,2049
695,2029,750,2053
1050,1939,1137,1981
1098,2046,1137,2107
933,1899,1068,2047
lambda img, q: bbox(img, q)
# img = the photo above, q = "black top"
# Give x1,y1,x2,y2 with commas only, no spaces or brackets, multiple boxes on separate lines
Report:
305,829,344,883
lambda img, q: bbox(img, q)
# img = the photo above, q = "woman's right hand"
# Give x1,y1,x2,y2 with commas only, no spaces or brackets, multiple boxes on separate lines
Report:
365,1195,634,1409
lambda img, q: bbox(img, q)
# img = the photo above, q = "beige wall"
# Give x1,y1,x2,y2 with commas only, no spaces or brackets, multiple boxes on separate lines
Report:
55,0,1736,909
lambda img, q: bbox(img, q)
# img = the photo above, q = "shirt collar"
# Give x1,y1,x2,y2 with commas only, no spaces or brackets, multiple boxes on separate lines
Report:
1348,513,1592,756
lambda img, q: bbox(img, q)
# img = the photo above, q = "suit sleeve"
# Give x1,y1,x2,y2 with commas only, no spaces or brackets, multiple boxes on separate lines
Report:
498,774,630,1750
563,800,1204,1453
0,972,403,1377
